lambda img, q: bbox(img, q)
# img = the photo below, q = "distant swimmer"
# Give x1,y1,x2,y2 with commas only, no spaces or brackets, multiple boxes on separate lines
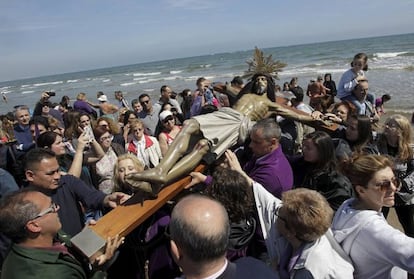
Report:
2,92,7,103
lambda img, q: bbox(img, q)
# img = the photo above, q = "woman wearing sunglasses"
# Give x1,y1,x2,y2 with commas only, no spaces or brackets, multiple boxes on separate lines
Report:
332,154,414,278
158,110,182,157
376,114,414,238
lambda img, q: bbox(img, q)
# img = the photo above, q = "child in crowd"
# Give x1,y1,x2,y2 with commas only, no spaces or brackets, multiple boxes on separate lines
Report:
337,53,375,113
375,94,391,116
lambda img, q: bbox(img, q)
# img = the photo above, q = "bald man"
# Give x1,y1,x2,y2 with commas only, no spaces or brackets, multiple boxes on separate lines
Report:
169,194,278,279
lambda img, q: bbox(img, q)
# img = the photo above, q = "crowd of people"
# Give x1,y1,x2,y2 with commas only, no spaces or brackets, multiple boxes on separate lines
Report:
0,51,413,279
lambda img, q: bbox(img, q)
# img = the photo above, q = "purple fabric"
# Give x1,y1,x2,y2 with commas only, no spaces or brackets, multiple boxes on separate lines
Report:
243,146,293,198
73,100,95,115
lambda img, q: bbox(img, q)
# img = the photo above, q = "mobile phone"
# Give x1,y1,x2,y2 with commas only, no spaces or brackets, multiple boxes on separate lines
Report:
47,91,56,97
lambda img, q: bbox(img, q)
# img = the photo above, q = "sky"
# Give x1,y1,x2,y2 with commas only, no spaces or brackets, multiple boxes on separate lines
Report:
1,0,413,82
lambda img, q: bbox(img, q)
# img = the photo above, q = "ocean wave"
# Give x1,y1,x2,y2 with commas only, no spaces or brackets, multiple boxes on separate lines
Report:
138,78,162,84
133,77,147,81
22,90,35,94
143,88,155,92
133,72,161,77
170,70,182,74
373,52,408,58
102,79,111,82
33,81,63,87
120,82,137,87
164,75,182,81
66,79,79,83
281,67,345,77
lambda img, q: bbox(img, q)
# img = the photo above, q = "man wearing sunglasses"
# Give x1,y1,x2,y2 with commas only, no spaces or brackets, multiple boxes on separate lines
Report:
0,190,124,278
137,94,161,136
24,148,130,237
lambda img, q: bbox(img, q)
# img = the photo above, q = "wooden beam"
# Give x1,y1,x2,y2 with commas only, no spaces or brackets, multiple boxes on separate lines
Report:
71,164,205,258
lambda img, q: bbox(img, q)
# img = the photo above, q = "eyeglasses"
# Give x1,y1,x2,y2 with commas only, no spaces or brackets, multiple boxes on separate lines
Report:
100,135,114,142
140,100,150,105
374,177,401,192
163,117,174,124
33,202,59,219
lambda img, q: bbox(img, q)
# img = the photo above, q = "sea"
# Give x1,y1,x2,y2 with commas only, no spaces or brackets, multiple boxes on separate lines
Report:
1,32,413,114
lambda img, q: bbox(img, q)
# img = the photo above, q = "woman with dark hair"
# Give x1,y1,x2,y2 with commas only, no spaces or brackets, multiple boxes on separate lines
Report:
289,131,353,210
376,114,414,237
121,110,137,145
334,114,378,161
36,131,104,187
92,126,125,194
323,73,337,97
332,154,414,278
188,167,258,260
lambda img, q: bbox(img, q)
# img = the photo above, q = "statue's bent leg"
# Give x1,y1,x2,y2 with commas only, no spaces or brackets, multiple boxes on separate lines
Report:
163,138,210,182
126,119,201,188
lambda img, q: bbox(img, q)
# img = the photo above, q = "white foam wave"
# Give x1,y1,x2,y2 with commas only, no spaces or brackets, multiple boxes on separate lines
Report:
1,90,11,94
133,77,147,81
374,52,407,58
66,79,79,83
164,76,182,81
102,79,111,82
120,82,137,87
21,84,32,88
138,78,162,84
133,72,161,77
22,90,35,94
143,88,155,92
281,67,346,77
33,81,63,87
170,70,182,74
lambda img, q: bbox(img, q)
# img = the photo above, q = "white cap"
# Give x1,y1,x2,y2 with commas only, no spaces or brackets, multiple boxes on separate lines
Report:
159,110,173,121
98,95,108,102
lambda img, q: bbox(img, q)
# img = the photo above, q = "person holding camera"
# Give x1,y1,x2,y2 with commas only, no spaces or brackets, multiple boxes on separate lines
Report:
32,91,64,128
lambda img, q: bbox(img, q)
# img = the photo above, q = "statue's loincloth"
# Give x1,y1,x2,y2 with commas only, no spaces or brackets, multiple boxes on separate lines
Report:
193,107,255,159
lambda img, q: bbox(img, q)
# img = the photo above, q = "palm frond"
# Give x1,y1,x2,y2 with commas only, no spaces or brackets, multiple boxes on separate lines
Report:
243,47,287,80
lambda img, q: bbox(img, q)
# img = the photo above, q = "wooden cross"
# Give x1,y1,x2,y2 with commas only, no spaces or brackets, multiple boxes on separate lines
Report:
71,164,205,259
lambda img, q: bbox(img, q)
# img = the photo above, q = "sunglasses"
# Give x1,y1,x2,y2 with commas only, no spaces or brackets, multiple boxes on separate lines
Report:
100,135,114,142
33,202,59,219
163,116,174,123
140,100,150,105
374,177,401,192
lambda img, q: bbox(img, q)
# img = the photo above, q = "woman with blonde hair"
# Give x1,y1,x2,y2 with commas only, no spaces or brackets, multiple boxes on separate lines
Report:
332,154,414,278
375,114,414,237
113,153,144,194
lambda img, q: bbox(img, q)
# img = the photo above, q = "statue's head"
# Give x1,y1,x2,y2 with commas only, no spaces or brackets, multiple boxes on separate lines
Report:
253,75,268,95
244,73,275,101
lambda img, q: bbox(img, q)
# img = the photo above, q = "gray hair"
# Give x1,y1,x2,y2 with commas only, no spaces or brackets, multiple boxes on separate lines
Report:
251,118,281,140
0,190,40,243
